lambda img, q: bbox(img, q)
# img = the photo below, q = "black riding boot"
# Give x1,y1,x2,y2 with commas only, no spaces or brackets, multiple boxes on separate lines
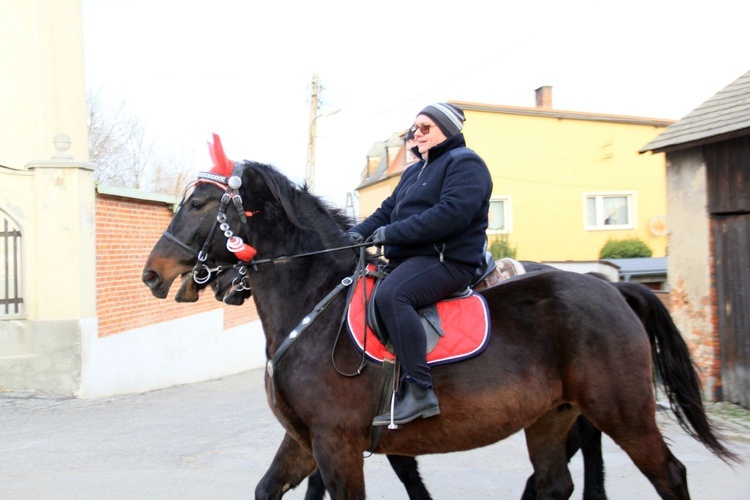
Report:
373,381,440,426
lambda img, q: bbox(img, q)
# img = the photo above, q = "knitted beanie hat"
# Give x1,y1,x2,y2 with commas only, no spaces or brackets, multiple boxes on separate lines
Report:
417,103,465,137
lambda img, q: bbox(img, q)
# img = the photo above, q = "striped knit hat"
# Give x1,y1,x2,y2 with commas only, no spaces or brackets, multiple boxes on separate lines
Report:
417,103,465,137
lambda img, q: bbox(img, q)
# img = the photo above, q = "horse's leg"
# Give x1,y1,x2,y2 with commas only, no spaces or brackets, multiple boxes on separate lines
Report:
312,435,366,500
304,455,431,500
255,433,317,500
521,415,606,500
386,455,432,500
521,470,538,499
304,471,326,500
523,406,580,499
575,417,606,500
593,412,688,500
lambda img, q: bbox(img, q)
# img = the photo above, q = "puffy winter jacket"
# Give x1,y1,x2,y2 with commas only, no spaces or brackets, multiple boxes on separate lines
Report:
351,133,492,269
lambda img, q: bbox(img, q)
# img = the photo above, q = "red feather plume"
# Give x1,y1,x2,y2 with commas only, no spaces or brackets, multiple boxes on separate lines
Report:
208,133,234,177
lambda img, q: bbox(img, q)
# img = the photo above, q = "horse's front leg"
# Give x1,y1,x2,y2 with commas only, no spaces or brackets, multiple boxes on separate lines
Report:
256,432,317,500
312,433,367,500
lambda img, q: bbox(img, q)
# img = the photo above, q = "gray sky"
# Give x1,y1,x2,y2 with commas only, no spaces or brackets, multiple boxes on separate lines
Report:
82,0,750,206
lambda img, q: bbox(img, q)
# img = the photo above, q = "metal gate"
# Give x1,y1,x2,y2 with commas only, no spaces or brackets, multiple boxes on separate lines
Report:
0,212,23,318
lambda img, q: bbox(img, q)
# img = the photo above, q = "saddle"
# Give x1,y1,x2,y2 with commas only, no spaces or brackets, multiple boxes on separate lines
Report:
346,255,525,366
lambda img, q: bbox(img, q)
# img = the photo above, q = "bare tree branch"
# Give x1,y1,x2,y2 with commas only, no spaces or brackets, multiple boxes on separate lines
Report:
87,89,196,197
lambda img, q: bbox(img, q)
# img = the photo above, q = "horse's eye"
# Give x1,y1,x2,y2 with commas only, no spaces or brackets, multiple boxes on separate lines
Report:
190,201,205,210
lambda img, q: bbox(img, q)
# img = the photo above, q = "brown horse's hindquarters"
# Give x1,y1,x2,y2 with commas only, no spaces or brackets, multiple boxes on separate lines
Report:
375,273,654,456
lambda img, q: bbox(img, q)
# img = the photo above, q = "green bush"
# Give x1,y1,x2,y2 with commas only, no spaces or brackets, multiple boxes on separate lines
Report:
488,234,517,259
599,238,653,259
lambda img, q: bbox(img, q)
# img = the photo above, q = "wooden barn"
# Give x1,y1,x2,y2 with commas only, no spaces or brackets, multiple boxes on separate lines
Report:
641,69,750,409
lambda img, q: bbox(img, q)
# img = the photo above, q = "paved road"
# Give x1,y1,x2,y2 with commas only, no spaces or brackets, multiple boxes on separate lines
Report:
2,369,749,499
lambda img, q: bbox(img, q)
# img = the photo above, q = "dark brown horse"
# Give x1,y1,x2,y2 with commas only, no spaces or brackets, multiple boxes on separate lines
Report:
204,262,679,500
207,262,606,500
143,159,735,499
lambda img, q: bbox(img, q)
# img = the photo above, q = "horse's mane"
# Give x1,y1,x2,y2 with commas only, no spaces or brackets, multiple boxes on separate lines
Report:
323,200,356,232
244,161,355,236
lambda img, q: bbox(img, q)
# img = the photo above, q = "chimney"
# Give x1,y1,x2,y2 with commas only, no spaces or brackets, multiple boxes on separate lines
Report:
535,86,552,109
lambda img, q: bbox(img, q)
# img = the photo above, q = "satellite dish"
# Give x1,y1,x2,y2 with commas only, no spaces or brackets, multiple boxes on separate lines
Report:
649,214,668,236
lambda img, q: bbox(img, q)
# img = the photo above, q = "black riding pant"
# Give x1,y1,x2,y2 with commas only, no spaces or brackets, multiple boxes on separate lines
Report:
375,256,476,390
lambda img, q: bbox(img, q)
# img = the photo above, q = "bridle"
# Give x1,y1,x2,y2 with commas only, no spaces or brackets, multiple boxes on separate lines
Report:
162,162,257,285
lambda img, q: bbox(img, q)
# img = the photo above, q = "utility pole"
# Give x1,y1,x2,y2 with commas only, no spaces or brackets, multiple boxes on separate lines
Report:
345,191,357,222
305,73,320,191
304,73,340,193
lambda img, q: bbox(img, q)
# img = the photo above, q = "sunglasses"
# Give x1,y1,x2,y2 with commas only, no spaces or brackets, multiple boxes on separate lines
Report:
411,123,435,135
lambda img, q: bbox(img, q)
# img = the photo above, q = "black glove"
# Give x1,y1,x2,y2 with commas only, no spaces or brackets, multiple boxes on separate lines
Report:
345,231,364,245
371,226,387,245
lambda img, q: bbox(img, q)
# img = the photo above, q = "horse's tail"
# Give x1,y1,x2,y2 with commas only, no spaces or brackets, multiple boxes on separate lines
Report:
612,281,739,463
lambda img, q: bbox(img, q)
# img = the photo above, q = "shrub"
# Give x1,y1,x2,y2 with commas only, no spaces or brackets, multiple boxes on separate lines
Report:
599,238,653,259
488,234,517,259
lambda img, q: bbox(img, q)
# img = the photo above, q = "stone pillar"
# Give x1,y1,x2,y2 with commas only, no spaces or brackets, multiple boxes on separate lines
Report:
25,135,96,321
0,136,96,394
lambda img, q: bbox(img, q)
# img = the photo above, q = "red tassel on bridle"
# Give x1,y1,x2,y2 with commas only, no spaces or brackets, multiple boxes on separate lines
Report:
208,133,235,178
226,236,258,262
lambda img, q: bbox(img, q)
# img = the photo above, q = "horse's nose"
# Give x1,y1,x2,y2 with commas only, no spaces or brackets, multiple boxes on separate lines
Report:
142,269,162,290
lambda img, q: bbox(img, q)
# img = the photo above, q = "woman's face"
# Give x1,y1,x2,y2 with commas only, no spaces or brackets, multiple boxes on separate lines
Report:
412,114,447,158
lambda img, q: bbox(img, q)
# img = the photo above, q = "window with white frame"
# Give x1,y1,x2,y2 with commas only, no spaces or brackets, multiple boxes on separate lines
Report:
584,192,634,230
488,197,511,233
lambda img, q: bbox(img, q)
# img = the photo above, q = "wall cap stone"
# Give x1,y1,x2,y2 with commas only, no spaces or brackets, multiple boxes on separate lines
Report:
96,185,177,206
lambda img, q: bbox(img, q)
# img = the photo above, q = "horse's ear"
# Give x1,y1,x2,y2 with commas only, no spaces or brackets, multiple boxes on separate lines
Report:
208,133,234,178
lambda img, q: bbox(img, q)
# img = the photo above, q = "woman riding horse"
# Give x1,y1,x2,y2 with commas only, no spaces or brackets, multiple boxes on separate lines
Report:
347,103,493,426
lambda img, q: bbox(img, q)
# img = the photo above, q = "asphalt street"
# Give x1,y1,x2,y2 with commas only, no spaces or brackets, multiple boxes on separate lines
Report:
2,368,749,499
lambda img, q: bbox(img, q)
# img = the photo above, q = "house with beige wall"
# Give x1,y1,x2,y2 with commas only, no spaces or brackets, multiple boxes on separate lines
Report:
0,0,89,166
1,0,96,393
357,88,673,263
0,0,264,397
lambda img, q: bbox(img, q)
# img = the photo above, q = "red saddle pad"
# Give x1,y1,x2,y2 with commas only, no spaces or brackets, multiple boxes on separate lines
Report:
346,272,491,366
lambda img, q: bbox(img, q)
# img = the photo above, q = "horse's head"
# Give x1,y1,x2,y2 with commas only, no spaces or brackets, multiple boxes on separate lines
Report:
210,266,253,305
143,133,356,301
143,134,260,299
142,179,240,299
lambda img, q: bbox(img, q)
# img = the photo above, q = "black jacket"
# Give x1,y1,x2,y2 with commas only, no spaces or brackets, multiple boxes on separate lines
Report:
351,134,492,268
